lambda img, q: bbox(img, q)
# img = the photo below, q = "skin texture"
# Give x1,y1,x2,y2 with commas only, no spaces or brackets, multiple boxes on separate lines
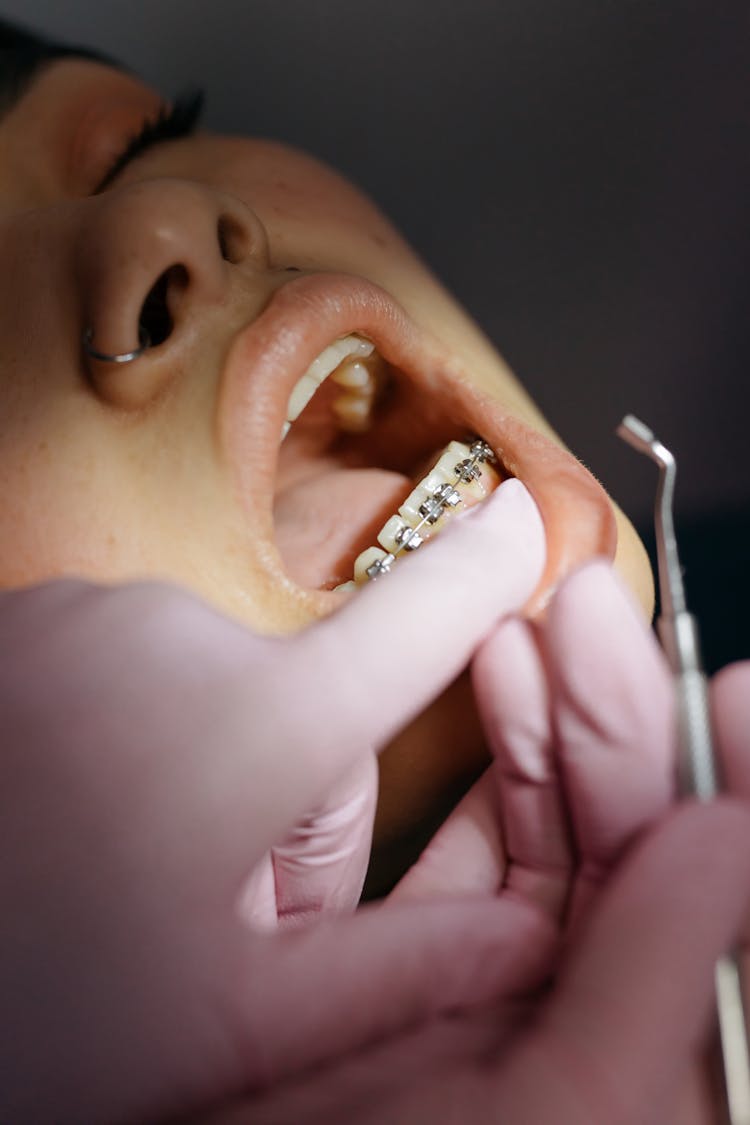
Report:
2,541,747,1124
0,56,654,864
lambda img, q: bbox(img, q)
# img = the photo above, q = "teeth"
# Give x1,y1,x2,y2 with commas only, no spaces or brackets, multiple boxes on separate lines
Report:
332,393,374,433
330,359,374,389
399,467,451,527
350,438,500,585
399,442,473,530
377,514,424,553
331,353,387,434
353,546,393,583
281,335,375,439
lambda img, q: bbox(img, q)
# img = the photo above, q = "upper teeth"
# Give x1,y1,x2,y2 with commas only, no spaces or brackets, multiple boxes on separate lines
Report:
281,334,383,439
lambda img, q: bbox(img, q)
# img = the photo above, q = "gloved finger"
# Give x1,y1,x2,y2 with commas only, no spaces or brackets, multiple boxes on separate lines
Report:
245,477,545,858
182,800,747,1125
711,662,750,968
712,661,750,796
495,800,750,1125
388,770,507,901
228,892,558,1091
1,479,543,897
232,1003,530,1125
236,853,278,930
271,753,378,924
396,565,674,922
541,560,674,921
472,616,572,919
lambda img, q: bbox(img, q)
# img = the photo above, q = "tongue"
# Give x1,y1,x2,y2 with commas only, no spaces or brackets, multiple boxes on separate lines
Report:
273,466,411,588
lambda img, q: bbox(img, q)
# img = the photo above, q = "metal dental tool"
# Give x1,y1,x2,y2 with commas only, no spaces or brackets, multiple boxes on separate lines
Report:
618,413,750,1125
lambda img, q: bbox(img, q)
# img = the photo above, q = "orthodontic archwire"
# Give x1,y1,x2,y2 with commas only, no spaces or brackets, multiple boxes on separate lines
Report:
618,414,750,1125
365,438,496,580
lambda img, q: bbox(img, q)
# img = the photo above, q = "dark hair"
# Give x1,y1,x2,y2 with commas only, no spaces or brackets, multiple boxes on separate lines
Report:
0,18,113,114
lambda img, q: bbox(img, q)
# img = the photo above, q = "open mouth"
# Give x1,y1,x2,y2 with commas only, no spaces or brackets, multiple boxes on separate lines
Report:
275,332,504,592
219,273,618,623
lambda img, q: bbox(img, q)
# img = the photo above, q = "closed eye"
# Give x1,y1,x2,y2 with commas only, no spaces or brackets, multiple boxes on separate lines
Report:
94,88,205,193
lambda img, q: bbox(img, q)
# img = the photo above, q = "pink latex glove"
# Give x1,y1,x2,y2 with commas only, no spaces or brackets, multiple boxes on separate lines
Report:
393,561,675,916
213,564,750,1125
0,479,556,1125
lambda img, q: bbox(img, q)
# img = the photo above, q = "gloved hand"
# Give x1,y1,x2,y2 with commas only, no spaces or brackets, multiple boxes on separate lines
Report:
233,564,750,1125
392,560,675,915
0,478,554,1125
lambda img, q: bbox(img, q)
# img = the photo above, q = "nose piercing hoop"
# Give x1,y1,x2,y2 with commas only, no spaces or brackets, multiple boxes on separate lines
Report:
82,326,151,364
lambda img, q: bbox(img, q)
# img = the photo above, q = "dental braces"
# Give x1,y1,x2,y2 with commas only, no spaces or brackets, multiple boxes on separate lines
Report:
365,437,497,580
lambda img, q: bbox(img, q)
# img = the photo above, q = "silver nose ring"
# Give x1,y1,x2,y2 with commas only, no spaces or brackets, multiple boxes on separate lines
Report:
82,326,150,364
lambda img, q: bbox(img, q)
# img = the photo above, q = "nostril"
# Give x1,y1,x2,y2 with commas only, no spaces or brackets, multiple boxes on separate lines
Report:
217,213,248,264
138,265,187,347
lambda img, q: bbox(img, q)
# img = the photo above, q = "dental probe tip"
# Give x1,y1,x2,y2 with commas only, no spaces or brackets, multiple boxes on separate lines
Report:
616,413,684,618
617,414,676,474
617,413,655,448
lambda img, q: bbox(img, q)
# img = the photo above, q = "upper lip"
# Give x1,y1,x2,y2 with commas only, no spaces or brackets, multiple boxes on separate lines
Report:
219,272,616,617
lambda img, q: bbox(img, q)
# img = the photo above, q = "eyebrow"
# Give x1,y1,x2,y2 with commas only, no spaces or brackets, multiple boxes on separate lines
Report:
0,23,114,124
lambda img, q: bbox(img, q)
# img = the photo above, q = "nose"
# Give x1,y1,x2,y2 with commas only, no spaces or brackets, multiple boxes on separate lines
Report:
77,178,270,408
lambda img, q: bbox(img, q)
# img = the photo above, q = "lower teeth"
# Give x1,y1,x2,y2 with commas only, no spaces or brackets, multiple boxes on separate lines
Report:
337,437,499,589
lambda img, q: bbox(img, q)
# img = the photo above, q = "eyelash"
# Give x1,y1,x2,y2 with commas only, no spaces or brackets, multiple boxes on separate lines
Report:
95,88,205,193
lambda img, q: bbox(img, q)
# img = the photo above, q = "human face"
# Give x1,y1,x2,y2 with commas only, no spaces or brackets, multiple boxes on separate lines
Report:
0,55,652,870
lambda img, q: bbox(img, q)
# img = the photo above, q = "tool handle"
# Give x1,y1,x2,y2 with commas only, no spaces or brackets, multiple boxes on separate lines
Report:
658,612,719,800
675,667,719,799
716,954,750,1125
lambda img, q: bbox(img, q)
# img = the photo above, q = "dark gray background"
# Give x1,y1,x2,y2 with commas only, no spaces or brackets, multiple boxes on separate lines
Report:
5,1,749,664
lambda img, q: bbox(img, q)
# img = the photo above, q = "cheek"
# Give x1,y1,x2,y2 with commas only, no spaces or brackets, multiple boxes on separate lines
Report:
612,505,655,618
0,435,137,583
173,138,412,270
0,398,160,585
0,400,266,621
